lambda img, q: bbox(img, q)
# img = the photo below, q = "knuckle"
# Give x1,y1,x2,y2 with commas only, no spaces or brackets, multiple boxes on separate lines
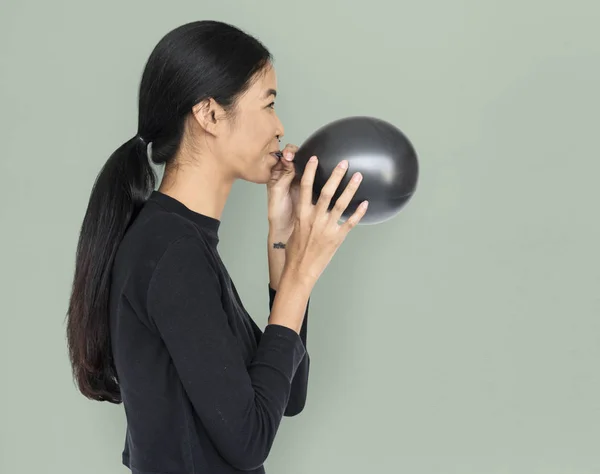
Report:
347,181,359,192
321,189,334,199
333,199,346,212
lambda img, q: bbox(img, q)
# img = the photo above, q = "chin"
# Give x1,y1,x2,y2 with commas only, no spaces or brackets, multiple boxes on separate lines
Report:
240,153,278,184
258,157,278,183
243,168,272,185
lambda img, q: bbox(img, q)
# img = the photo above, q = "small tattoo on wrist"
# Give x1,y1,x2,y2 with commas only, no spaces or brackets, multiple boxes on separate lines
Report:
272,242,286,249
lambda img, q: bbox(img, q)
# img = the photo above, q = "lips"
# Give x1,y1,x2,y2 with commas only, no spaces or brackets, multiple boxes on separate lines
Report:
270,151,283,159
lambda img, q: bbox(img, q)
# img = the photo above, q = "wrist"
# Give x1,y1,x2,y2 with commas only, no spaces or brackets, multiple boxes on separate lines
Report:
268,220,293,236
280,265,316,294
267,232,287,291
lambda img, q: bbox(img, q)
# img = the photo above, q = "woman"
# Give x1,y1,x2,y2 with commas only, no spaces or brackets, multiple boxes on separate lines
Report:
66,20,367,474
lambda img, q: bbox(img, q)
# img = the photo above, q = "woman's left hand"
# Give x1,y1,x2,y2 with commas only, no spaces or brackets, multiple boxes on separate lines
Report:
266,143,300,238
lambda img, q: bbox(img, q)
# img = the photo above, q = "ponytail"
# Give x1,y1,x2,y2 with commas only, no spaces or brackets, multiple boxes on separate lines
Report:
66,135,155,403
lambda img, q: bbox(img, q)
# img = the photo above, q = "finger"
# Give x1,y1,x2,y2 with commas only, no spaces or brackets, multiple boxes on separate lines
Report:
282,143,298,161
340,199,369,233
283,143,299,152
329,171,363,222
314,160,349,215
279,153,296,178
299,155,318,210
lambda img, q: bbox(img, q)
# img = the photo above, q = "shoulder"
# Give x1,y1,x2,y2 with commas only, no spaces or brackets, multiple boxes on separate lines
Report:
127,202,209,256
146,233,222,316
154,233,216,271
139,205,201,242
118,205,218,284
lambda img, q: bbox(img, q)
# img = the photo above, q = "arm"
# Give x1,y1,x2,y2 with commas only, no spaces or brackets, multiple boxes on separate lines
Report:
147,236,309,471
267,230,287,292
267,231,311,417
269,285,310,416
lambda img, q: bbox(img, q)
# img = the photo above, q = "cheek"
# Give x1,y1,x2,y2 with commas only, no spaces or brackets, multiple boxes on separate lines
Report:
228,112,273,162
247,115,273,151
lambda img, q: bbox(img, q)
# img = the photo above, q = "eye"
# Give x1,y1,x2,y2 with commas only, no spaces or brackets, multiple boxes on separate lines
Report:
267,101,275,109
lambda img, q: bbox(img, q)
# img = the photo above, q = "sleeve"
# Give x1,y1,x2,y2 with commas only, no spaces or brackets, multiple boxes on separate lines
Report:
146,236,307,471
268,285,310,417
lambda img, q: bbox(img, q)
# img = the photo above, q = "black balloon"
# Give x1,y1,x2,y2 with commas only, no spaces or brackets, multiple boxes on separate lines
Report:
292,116,419,225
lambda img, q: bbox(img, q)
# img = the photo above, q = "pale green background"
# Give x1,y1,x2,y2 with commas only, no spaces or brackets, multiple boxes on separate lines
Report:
1,0,599,473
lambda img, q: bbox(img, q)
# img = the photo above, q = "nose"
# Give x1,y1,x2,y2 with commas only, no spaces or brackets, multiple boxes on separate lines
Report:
275,116,285,142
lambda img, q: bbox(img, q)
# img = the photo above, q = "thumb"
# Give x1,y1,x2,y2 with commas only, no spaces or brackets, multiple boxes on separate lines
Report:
278,153,296,183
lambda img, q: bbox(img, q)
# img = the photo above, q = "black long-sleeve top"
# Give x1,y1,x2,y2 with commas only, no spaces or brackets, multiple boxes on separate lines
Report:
109,190,310,473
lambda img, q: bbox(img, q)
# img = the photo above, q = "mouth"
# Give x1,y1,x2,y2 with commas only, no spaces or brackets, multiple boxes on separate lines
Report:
270,151,283,160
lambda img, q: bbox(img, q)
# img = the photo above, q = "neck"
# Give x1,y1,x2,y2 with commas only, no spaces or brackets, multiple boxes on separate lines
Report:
157,151,234,221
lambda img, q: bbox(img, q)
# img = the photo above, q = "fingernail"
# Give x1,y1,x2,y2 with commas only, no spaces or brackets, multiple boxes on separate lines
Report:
309,155,317,162
285,152,293,160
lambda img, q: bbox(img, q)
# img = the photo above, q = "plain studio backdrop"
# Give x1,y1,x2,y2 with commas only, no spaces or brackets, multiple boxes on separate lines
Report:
1,1,599,473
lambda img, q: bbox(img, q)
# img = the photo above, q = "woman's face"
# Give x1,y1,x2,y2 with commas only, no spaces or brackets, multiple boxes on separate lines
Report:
217,64,286,184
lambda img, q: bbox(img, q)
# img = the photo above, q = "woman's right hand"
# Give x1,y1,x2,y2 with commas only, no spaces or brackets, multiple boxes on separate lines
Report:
283,155,368,285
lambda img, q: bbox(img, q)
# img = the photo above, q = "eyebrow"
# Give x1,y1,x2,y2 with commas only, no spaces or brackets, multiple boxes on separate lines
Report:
264,88,277,99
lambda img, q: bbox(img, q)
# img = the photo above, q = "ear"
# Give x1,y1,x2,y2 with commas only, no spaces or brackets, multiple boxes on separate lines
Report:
192,98,223,136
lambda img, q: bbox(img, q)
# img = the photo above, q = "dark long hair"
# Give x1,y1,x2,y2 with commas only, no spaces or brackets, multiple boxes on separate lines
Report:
66,20,272,403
